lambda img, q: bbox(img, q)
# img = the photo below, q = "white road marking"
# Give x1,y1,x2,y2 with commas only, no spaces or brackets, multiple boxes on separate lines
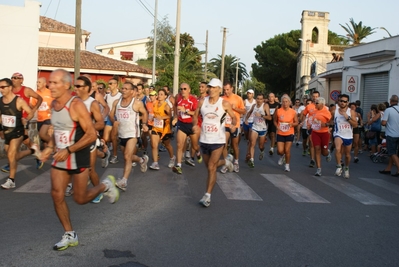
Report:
315,176,396,206
0,164,29,180
217,172,262,201
261,174,330,203
360,178,399,195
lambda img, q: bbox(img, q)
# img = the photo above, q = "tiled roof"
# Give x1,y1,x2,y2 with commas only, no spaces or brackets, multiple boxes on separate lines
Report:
40,16,90,35
39,47,153,75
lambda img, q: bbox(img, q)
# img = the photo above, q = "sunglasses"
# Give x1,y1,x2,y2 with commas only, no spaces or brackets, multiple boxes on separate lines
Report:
11,77,22,79
98,87,104,90
339,100,348,103
315,102,320,104
74,84,86,88
0,85,10,89
180,88,188,91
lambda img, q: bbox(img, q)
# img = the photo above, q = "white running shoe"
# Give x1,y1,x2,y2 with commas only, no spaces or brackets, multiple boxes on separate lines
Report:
53,232,78,251
185,150,191,159
1,178,15,189
199,194,211,207
335,166,343,176
168,156,176,168
65,183,73,196
343,167,350,179
109,156,118,164
326,152,332,162
278,155,286,166
103,175,119,203
233,162,239,173
101,150,111,168
149,162,160,170
220,165,228,174
31,144,41,158
315,168,322,176
115,177,127,192
284,165,290,172
140,155,149,172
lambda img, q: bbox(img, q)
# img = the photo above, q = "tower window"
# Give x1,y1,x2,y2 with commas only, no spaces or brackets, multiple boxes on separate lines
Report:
312,27,319,43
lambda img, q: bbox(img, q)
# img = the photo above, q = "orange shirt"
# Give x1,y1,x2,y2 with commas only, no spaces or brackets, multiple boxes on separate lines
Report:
311,108,331,133
146,101,154,126
276,107,296,136
222,94,244,128
31,88,53,122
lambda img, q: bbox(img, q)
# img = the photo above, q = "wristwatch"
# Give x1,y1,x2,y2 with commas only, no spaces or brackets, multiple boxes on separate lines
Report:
185,109,189,114
346,116,351,121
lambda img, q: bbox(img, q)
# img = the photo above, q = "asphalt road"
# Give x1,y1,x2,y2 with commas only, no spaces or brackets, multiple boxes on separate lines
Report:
0,139,398,267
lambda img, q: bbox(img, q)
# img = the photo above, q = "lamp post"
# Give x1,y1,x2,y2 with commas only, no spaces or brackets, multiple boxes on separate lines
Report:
235,58,239,95
379,27,392,38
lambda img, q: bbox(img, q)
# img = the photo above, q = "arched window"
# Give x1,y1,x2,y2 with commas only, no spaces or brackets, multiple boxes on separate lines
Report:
312,27,319,43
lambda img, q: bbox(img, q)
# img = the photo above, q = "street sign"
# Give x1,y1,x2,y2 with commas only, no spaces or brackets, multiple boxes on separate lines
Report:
346,76,358,94
330,90,340,102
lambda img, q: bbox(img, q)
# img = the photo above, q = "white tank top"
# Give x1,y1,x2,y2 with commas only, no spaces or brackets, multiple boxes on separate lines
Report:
83,96,95,121
116,98,140,138
333,105,353,139
105,91,122,111
252,103,267,131
199,97,226,144
244,99,256,123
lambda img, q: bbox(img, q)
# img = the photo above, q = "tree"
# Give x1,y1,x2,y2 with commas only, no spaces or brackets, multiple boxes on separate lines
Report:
241,71,266,98
328,30,349,45
252,30,301,97
339,18,376,45
208,54,248,85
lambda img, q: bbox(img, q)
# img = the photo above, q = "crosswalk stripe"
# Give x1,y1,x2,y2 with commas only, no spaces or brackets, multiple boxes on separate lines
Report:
261,174,330,203
360,178,399,195
217,172,262,201
315,176,396,206
0,164,29,180
15,168,51,193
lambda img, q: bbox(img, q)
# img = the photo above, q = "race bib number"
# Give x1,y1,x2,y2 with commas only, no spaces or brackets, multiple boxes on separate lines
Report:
54,130,71,149
179,110,190,119
255,117,264,124
117,109,130,121
270,108,275,115
153,118,164,128
203,123,218,133
279,122,290,132
225,114,232,125
1,115,16,127
338,123,351,132
311,122,321,131
38,102,49,111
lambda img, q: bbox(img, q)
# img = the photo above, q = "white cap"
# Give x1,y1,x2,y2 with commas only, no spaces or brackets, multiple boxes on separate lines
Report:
207,78,223,88
246,89,254,94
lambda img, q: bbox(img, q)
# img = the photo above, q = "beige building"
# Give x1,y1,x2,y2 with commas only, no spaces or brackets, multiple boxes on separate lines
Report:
296,10,346,101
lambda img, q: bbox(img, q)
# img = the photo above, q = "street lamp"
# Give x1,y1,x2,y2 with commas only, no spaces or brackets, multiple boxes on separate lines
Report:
379,27,392,38
235,58,239,95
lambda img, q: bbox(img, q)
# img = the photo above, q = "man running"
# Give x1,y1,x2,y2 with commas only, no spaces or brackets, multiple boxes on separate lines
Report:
266,93,280,156
243,89,256,162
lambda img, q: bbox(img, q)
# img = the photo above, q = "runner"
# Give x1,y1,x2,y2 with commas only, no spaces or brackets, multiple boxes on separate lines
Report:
266,93,280,156
193,78,235,207
243,89,256,162
104,78,121,164
274,95,298,172
39,69,119,251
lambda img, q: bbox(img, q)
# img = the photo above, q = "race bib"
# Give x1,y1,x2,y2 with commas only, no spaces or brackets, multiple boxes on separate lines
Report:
338,123,351,132
225,114,232,125
1,115,16,127
311,122,321,131
270,108,275,115
54,130,71,149
203,123,218,133
117,109,130,121
279,122,290,132
153,118,164,128
255,117,264,124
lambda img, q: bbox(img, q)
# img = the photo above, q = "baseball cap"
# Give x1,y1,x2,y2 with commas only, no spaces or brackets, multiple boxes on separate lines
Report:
246,89,254,94
11,72,23,79
149,90,157,96
207,78,223,88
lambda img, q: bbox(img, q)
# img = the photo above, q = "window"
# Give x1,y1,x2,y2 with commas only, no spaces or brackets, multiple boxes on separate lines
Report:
312,27,319,43
120,51,133,61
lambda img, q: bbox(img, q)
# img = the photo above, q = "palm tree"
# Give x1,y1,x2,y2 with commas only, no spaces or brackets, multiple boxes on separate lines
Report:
339,18,376,45
209,54,248,85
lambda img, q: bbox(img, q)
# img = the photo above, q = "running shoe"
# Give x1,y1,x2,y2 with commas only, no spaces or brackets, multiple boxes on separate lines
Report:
159,144,167,152
245,153,251,163
91,193,103,204
309,159,315,168
185,158,195,167
302,150,307,156
109,156,118,164
220,165,228,174
343,167,350,179
140,155,149,172
284,165,290,172
354,157,359,163
1,178,15,189
199,194,211,207
248,159,255,168
53,232,78,251
269,147,274,155
259,150,264,161
278,155,286,166
65,183,73,196
326,152,332,162
1,164,10,173
315,168,322,177
36,159,44,169
31,144,41,158
335,165,343,176
149,162,160,170
172,165,182,174
185,150,191,159
233,162,239,173
103,175,119,202
168,156,176,168
196,153,203,163
132,162,137,167
115,177,127,192
101,150,111,168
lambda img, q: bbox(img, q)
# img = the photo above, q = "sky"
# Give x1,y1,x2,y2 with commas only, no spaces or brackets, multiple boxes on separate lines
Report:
2,0,399,74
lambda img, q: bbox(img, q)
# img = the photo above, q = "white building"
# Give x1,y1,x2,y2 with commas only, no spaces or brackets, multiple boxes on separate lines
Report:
95,38,150,64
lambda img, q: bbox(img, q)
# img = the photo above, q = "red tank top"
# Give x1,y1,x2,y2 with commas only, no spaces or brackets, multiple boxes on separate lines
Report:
14,86,29,118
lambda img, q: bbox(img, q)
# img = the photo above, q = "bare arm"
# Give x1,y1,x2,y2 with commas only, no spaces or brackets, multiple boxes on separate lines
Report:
223,100,237,130
136,101,149,132
263,104,272,121
109,99,118,124
25,87,43,113
91,100,105,131
95,93,110,119
17,97,33,121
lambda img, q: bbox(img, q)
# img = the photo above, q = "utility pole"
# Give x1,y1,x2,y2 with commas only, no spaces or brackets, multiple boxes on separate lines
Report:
204,30,208,81
235,59,239,94
74,0,82,79
173,0,181,96
152,0,158,85
220,27,227,83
